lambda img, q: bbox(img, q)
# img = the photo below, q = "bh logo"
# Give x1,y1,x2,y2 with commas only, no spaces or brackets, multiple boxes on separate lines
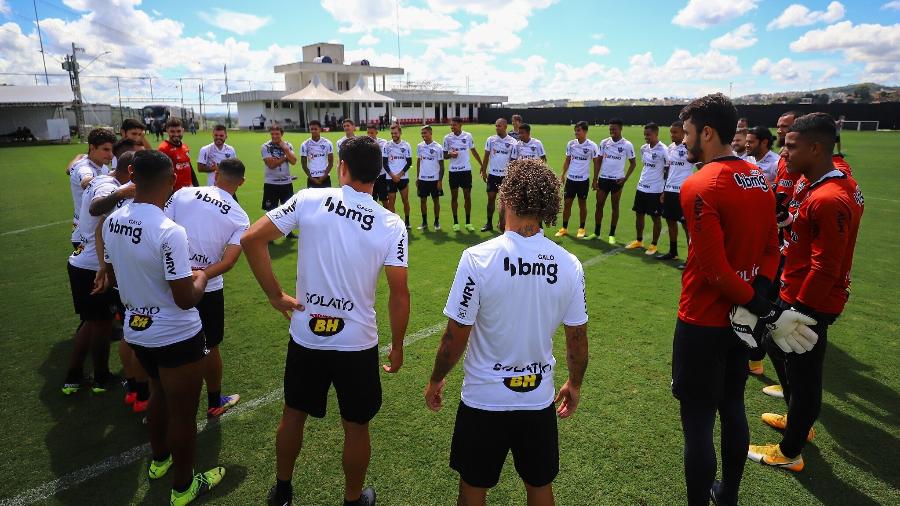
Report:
504,374,543,392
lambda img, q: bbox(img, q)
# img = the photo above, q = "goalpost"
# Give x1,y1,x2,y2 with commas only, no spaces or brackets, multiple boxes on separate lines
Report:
841,120,880,131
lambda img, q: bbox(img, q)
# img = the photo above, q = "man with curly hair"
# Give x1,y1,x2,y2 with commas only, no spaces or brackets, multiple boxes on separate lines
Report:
425,158,589,506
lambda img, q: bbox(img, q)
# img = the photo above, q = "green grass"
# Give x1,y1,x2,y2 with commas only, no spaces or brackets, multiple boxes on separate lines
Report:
0,126,898,505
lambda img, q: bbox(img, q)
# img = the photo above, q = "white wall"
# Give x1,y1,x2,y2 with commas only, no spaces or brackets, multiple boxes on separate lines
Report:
0,106,65,140
237,101,303,129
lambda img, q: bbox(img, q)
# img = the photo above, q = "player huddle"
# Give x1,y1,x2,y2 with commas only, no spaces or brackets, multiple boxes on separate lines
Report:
60,94,861,506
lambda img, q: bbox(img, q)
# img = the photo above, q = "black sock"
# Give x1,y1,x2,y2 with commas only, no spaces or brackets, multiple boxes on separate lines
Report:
465,212,471,224
579,221,586,229
173,477,192,494
670,241,678,254
135,381,150,402
125,377,136,392
405,216,410,226
562,219,569,228
421,212,427,225
453,213,459,225
344,497,362,506
208,390,221,409
64,369,82,384
152,451,171,463
594,225,601,236
637,235,643,241
610,225,617,236
275,479,293,501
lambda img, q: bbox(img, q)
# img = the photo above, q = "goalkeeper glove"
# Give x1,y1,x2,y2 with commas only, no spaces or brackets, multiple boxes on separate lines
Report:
743,290,819,354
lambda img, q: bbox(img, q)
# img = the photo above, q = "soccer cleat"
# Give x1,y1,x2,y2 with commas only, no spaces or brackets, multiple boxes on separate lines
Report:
133,399,148,413
709,480,724,505
465,223,475,232
207,394,241,418
91,374,121,394
405,223,412,230
355,486,377,506
267,484,292,506
417,224,427,231
148,454,173,480
763,385,784,398
434,223,441,231
748,360,764,375
608,235,616,245
170,467,225,506
625,240,643,249
582,233,598,240
761,413,815,441
480,224,493,232
576,228,586,239
554,227,568,237
677,262,686,270
452,223,460,232
747,444,804,472
655,251,677,260
124,391,137,405
61,383,81,396
644,245,658,255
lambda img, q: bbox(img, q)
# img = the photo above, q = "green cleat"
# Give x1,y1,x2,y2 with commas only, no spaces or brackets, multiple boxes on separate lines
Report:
608,236,616,245
61,383,80,396
582,233,598,240
452,224,460,232
170,467,225,506
465,223,475,232
149,454,173,480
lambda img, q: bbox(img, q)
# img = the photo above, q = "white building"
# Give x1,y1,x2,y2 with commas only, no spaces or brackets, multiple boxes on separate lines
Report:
0,85,72,141
221,42,507,130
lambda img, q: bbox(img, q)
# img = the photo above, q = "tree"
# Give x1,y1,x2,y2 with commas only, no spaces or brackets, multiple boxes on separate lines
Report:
855,84,872,103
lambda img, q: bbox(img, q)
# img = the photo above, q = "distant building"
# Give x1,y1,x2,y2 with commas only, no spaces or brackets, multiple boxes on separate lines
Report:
221,42,507,129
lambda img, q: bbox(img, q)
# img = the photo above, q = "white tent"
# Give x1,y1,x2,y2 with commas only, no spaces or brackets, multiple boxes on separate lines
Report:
0,85,72,140
340,76,394,126
281,74,345,128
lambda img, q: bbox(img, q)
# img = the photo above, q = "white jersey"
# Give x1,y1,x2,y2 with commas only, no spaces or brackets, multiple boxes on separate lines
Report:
565,139,600,181
637,141,669,194
102,203,203,348
442,131,476,172
266,186,408,351
517,138,546,160
736,151,753,162
299,137,333,179
336,135,354,157
69,157,110,242
262,140,296,184
443,231,588,411
484,134,518,177
164,186,250,292
665,142,694,193
198,142,237,186
598,137,635,180
69,175,120,271
754,150,779,183
383,140,412,180
369,137,388,177
416,141,444,181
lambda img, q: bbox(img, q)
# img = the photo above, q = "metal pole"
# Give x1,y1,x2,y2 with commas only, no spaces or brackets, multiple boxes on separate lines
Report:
33,0,49,85
224,64,231,128
116,76,123,126
179,78,184,113
149,76,154,100
69,43,86,142
198,83,204,130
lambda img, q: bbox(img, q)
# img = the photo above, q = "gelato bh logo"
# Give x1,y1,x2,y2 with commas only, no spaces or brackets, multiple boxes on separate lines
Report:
503,255,558,284
733,170,770,191
503,374,543,392
128,314,153,331
324,196,375,230
308,314,345,337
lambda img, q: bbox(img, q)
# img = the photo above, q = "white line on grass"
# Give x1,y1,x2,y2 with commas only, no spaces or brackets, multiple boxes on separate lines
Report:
0,220,70,237
3,244,626,505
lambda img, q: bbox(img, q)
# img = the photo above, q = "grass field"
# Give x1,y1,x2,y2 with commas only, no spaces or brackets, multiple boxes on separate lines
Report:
0,125,898,505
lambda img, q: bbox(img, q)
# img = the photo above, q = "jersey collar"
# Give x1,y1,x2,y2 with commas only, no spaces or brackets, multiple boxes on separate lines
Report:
808,169,845,189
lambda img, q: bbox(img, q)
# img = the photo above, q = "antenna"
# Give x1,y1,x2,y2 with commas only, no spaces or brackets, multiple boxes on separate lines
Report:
32,0,49,85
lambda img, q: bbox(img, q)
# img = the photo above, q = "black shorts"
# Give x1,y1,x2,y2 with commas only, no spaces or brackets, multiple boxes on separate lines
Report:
283,339,382,424
417,180,443,199
449,171,473,190
196,289,224,348
671,319,749,404
67,262,116,321
308,175,332,189
597,177,624,194
564,178,589,200
662,191,685,222
262,183,295,211
450,402,559,488
373,175,389,201
632,190,662,216
130,330,208,380
835,134,841,142
387,177,409,194
486,174,504,193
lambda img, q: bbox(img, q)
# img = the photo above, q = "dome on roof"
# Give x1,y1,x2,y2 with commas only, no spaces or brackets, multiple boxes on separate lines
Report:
351,59,370,66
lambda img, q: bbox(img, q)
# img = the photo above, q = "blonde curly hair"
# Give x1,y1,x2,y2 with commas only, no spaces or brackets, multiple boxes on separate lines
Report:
498,158,561,226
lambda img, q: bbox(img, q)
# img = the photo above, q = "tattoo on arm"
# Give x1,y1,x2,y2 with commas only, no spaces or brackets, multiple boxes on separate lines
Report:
565,324,589,388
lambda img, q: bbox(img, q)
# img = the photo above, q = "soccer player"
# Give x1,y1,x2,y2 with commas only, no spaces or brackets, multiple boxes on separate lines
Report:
625,123,667,256
158,118,197,191
366,125,390,206
102,150,225,505
732,128,751,160
673,93,815,506
747,113,864,473
555,121,599,239
737,117,749,130
337,118,356,157
590,118,636,244
425,158,588,506
300,120,334,189
197,124,237,187
443,118,483,231
835,115,844,155
480,118,518,232
508,114,523,141
263,125,298,241
746,126,778,184
240,136,409,506
69,128,115,248
164,158,249,418
69,119,152,171
383,123,413,227
516,123,546,162
656,121,693,261
416,126,445,231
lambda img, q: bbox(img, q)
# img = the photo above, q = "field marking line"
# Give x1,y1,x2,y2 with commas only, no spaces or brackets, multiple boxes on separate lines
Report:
0,220,71,237
867,196,899,203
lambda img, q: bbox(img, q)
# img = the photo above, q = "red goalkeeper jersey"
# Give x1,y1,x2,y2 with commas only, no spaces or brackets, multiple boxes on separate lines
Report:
158,140,194,191
780,170,863,315
678,157,780,327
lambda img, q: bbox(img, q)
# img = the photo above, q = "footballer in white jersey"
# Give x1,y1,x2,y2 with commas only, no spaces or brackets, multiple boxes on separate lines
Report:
589,120,637,243
300,121,333,189
515,123,546,161
415,125,445,231
262,126,299,221
68,129,115,246
556,121,599,239
197,126,236,186
480,118,518,232
241,136,409,506
336,118,356,161
366,124,390,204
625,123,667,255
426,158,588,503
656,121,693,261
442,118,484,231
746,126,778,184
382,123,413,227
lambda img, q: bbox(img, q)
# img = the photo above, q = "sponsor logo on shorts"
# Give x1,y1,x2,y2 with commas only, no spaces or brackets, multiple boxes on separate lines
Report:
128,313,153,331
324,196,375,231
503,255,558,284
107,218,143,244
308,314,345,337
503,374,543,392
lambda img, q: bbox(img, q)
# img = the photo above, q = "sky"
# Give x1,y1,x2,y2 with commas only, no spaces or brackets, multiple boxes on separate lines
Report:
0,0,898,112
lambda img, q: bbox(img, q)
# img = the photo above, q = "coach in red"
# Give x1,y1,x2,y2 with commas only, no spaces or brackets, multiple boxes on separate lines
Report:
748,112,864,473
158,118,198,191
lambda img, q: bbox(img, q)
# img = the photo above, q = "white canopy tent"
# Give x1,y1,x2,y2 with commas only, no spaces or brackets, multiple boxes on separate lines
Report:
340,76,394,126
281,74,345,128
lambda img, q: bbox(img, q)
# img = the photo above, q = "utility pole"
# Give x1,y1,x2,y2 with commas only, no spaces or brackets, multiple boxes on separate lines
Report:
148,76,154,101
115,76,123,126
33,0,49,85
179,77,185,116
62,43,86,142
198,83,204,130
224,63,231,128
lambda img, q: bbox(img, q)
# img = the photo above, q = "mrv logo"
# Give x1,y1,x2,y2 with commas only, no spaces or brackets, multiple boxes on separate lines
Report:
194,190,232,214
324,196,375,230
503,255,558,284
108,218,142,244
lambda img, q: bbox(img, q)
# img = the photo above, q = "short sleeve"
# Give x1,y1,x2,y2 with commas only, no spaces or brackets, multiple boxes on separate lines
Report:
227,213,250,246
197,147,208,165
261,144,270,159
627,142,636,159
160,225,193,281
565,141,572,157
443,251,479,325
163,192,176,220
563,259,588,326
467,135,474,149
324,141,332,154
101,216,111,263
299,142,308,157
383,222,408,268
92,181,118,201
265,192,302,236
484,137,491,151
437,147,444,160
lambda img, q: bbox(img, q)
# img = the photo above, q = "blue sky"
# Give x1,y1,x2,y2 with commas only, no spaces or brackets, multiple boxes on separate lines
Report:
1,0,897,109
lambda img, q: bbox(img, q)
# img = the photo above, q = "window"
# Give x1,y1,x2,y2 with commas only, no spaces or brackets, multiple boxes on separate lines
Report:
425,102,433,107
413,102,422,107
373,102,383,107
264,101,272,109
274,101,280,109
328,102,339,108
338,81,342,90
282,102,293,109
401,102,413,107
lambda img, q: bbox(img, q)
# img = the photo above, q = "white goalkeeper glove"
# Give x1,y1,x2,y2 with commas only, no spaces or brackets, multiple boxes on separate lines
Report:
763,309,819,354
729,305,761,349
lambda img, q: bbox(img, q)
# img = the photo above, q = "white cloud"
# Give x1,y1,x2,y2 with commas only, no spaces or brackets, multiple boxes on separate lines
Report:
751,56,842,84
672,0,759,29
358,33,379,46
0,0,9,16
588,45,610,56
790,21,900,81
208,9,271,35
884,1,900,9
767,1,844,30
205,31,216,39
710,23,757,50
321,0,460,34
819,66,840,82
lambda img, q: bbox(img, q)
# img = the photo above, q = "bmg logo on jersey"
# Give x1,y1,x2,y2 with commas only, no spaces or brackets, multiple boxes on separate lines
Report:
308,314,345,337
324,196,374,230
503,255,558,284
194,190,232,214
107,218,142,244
733,170,770,191
503,374,543,392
